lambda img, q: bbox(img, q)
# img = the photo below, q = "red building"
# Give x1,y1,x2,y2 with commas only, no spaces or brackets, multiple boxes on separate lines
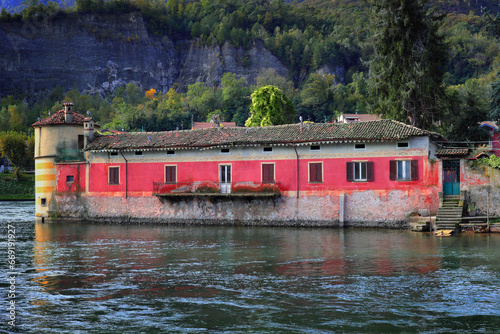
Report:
35,108,449,227
479,121,500,156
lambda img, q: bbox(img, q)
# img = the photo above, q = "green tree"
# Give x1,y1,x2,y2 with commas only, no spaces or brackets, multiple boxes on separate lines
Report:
0,107,10,131
490,78,500,122
367,0,447,129
245,85,295,127
0,131,34,180
300,73,336,122
220,73,251,125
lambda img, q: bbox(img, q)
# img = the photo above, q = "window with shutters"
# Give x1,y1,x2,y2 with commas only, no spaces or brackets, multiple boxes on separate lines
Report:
262,163,275,183
309,162,323,183
108,166,120,185
389,160,418,181
346,161,374,182
165,165,177,184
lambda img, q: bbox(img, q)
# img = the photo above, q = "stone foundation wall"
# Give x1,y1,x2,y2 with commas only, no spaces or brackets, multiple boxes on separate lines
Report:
53,188,440,228
462,161,500,216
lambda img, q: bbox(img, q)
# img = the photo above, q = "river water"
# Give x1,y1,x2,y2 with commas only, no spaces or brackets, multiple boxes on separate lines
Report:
1,201,500,333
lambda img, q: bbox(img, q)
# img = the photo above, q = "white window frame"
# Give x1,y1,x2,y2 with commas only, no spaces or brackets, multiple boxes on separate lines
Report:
396,160,412,181
353,162,367,181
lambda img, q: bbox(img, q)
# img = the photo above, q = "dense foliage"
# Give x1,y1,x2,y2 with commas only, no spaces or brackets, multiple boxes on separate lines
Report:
0,131,35,179
0,0,499,141
245,85,295,127
368,0,447,129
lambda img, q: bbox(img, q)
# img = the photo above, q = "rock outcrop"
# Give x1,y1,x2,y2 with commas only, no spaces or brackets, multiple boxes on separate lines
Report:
0,12,289,96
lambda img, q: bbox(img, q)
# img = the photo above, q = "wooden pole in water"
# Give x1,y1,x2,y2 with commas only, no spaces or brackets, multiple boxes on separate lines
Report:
487,188,490,227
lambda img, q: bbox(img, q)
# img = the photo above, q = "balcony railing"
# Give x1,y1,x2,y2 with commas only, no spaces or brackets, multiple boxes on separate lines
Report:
152,181,282,197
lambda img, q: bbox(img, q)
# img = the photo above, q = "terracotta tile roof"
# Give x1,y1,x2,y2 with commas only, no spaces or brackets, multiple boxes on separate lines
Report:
435,148,469,157
86,119,443,152
192,122,238,129
479,121,498,131
32,109,85,127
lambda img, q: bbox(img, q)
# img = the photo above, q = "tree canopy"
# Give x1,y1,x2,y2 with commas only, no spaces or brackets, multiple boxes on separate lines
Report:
367,0,447,129
245,85,295,127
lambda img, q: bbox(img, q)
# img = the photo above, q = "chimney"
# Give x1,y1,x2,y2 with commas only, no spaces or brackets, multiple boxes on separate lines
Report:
63,102,74,123
83,117,95,148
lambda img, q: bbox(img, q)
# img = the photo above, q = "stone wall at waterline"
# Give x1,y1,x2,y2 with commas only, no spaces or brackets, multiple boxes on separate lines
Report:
52,187,440,228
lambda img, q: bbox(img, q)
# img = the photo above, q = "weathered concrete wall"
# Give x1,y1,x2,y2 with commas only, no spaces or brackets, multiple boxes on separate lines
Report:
53,188,438,228
462,161,500,216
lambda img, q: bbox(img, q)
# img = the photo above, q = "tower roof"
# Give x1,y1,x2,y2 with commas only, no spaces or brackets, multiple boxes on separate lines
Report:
32,109,85,127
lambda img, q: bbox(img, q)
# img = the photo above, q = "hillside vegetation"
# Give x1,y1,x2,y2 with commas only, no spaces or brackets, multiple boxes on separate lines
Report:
0,0,499,142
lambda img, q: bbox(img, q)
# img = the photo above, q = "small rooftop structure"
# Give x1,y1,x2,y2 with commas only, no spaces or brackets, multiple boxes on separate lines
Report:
337,113,382,124
192,122,238,130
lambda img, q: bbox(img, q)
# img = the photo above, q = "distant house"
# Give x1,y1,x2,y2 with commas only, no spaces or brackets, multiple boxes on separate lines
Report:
337,113,382,123
192,122,239,130
479,121,500,156
0,157,10,173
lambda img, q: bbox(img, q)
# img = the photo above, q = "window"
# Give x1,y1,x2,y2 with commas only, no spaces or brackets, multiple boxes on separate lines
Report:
397,142,409,148
108,166,120,185
110,152,118,157
165,165,177,184
354,143,366,150
347,162,374,182
66,175,75,183
310,145,321,151
167,150,175,155
262,164,275,183
309,162,323,183
135,151,143,156
221,148,230,154
390,160,418,181
263,147,273,153
78,135,84,149
41,198,47,207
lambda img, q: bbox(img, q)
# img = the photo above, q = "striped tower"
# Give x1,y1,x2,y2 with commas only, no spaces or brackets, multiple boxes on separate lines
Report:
32,102,85,220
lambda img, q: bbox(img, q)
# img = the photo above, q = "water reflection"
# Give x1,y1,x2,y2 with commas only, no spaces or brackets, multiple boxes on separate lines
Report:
2,210,499,333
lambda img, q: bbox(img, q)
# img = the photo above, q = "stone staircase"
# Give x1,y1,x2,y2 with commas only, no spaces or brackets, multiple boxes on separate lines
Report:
435,195,464,231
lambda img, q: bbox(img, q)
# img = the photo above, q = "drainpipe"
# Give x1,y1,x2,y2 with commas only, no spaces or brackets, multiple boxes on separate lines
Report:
293,142,299,198
120,151,128,199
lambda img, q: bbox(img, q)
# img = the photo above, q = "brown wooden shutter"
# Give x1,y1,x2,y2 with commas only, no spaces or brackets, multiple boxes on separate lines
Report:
346,162,353,182
389,160,396,181
109,167,119,185
166,166,176,183
411,160,418,180
367,161,374,182
262,164,274,183
310,163,322,182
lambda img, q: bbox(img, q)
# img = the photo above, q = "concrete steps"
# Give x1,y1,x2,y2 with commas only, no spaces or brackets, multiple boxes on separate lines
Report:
435,195,463,231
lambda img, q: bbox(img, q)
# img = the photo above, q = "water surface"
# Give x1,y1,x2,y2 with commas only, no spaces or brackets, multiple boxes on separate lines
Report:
1,202,500,333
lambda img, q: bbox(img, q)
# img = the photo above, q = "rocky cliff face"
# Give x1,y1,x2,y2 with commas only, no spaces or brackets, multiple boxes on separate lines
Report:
0,12,288,96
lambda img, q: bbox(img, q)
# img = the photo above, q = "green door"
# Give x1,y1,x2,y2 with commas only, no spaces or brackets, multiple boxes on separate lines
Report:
443,160,460,195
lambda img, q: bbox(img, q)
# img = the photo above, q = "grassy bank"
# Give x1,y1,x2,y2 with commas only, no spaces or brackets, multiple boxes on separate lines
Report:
0,173,35,200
